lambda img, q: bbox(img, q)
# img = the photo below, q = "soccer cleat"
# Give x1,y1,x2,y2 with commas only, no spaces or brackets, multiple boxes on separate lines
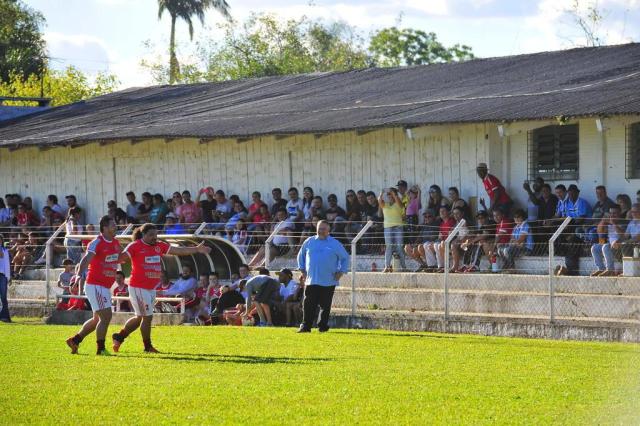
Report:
66,337,79,354
297,326,311,333
96,349,112,356
112,333,124,353
144,346,160,353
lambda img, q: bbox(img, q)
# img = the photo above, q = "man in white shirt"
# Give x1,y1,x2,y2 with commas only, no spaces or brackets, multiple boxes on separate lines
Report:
162,265,197,297
286,187,304,230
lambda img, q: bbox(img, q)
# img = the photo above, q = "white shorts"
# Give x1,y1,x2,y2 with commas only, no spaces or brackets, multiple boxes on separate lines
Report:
129,287,156,317
85,284,112,312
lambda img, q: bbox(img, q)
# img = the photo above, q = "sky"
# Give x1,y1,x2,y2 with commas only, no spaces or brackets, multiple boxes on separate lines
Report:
24,0,640,89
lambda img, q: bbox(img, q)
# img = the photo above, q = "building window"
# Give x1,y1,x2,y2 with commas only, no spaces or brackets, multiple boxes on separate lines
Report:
626,122,640,179
527,124,579,181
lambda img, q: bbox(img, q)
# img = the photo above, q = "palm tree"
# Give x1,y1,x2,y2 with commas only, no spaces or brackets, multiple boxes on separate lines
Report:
158,0,231,84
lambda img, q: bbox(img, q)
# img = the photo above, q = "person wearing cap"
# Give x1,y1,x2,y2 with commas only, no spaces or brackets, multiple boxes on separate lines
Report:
164,212,186,234
476,163,512,214
297,219,349,332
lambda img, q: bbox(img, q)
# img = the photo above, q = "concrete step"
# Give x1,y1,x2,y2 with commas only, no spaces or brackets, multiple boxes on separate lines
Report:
8,281,62,299
328,311,640,343
19,268,65,281
271,254,625,276
335,272,640,295
332,287,640,321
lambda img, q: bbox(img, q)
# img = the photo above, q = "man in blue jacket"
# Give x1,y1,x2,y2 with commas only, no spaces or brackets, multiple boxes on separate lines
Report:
297,220,349,333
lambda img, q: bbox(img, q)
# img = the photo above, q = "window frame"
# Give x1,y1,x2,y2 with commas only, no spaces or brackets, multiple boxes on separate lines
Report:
625,121,640,179
527,123,579,181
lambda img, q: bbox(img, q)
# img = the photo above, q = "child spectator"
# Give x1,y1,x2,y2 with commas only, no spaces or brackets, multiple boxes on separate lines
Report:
57,258,75,295
497,209,534,272
112,271,130,312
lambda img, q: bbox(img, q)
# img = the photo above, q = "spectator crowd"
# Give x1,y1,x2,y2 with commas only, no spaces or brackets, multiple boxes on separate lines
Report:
2,162,640,281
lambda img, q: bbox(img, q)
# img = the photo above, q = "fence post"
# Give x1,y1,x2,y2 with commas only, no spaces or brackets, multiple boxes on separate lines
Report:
264,221,285,269
45,222,67,308
350,221,374,316
443,219,466,320
548,217,572,323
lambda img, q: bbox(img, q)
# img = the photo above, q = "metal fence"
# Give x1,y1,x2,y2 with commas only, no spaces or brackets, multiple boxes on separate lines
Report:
4,217,639,325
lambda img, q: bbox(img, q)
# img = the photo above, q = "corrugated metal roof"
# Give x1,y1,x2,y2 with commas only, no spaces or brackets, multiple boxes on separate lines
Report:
1,43,639,148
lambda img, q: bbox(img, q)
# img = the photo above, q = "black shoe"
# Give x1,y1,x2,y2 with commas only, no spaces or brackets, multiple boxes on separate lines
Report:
297,326,311,333
0,318,12,323
318,327,329,333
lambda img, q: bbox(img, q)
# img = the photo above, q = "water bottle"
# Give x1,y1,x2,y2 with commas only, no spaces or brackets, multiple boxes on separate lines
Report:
490,254,500,273
634,247,640,258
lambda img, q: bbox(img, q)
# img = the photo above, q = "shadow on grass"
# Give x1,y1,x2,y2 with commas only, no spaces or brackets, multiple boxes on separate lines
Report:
330,329,458,339
118,352,335,364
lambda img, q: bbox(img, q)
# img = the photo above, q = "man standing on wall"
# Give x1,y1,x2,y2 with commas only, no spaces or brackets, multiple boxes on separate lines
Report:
476,163,512,214
297,220,349,333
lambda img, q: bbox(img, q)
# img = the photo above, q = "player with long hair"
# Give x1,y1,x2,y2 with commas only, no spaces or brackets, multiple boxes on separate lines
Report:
66,216,121,355
112,223,211,353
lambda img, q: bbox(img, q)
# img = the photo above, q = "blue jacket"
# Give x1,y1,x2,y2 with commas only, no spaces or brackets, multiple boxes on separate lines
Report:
297,236,349,286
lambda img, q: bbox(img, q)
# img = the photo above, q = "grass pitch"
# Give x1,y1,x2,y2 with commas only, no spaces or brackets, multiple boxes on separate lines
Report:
0,319,638,425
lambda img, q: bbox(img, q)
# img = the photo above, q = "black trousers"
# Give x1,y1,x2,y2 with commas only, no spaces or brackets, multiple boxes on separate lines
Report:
0,273,10,321
301,285,336,330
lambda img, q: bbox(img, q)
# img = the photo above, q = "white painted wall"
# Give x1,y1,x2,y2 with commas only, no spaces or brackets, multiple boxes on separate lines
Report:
1,116,638,224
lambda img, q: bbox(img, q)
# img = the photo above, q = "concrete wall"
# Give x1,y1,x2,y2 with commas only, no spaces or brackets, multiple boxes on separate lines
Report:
1,115,638,224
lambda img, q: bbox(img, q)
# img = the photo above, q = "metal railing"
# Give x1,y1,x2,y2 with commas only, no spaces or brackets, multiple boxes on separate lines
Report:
45,221,67,307
548,217,572,323
350,220,374,315
443,219,466,320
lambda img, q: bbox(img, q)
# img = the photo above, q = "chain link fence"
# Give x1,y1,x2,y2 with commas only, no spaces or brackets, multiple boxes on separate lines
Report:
4,216,640,325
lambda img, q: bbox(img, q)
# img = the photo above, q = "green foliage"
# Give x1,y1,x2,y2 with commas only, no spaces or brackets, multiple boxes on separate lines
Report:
0,0,47,82
142,14,475,85
157,0,232,84
0,66,119,106
369,27,474,67
1,320,639,424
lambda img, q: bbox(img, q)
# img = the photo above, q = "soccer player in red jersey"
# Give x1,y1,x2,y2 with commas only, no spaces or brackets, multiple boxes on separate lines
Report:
66,216,121,355
112,223,211,353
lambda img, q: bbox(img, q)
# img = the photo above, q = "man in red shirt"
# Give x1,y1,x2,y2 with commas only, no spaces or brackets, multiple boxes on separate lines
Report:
476,163,512,214
112,223,211,353
65,216,121,355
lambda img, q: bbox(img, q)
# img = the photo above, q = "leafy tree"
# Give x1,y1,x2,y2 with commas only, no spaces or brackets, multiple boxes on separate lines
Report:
0,65,119,106
142,13,370,83
0,0,47,82
157,0,231,84
368,27,474,67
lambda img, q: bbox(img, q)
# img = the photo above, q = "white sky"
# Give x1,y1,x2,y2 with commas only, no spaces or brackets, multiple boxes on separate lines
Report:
24,0,640,89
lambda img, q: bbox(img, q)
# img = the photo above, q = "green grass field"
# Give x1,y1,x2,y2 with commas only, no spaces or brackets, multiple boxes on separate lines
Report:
1,319,638,425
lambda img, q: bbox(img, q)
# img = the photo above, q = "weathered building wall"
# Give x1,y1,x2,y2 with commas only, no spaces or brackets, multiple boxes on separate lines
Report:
1,116,638,224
